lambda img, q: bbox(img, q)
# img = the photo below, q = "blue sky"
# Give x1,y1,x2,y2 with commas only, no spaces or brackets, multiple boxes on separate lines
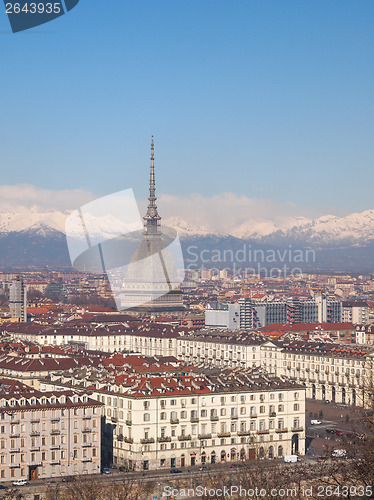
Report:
0,0,373,218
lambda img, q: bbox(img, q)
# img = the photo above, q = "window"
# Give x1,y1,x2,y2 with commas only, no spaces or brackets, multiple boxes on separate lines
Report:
144,401,150,409
160,412,166,420
294,404,299,411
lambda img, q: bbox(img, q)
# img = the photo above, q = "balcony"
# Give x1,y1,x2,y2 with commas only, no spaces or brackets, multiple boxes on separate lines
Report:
291,427,304,432
217,432,230,438
50,430,60,435
198,434,212,440
249,414,258,418
30,431,40,437
111,417,118,423
82,458,92,463
82,443,93,447
125,420,132,426
275,428,288,433
117,434,124,442
231,415,238,420
51,460,61,466
210,416,219,421
10,433,20,438
269,412,276,417
237,431,251,436
31,419,40,424
51,418,60,423
257,429,269,435
140,438,155,444
157,436,171,443
124,437,134,444
51,445,60,450
178,434,191,441
190,417,199,423
170,418,179,424
10,420,20,425
83,416,92,420
82,428,92,433
30,447,40,452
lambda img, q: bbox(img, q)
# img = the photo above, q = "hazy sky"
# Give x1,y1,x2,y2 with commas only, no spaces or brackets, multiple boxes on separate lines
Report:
0,0,373,219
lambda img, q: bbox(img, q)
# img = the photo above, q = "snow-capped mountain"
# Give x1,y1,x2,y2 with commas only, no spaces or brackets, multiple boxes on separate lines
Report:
0,210,66,234
2,207,374,270
234,210,374,247
2,208,374,247
167,209,374,247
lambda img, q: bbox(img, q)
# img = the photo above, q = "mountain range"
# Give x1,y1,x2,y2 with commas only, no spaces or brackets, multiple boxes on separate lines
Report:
1,209,374,271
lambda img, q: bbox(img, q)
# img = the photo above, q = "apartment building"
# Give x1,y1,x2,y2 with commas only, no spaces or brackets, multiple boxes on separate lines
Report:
41,368,305,470
260,339,373,406
0,378,102,483
4,323,180,356
342,301,369,325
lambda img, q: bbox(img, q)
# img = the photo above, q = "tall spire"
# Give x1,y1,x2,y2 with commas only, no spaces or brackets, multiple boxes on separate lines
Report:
144,137,161,235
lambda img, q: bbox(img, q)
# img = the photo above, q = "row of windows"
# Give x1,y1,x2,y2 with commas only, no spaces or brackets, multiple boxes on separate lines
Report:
4,447,97,463
1,432,98,448
143,404,300,421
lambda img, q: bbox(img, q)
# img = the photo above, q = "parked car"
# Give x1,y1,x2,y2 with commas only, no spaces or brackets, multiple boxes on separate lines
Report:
13,479,28,486
335,430,344,436
0,485,8,490
62,476,76,482
284,455,299,463
311,420,322,425
170,469,182,474
332,449,346,458
119,466,129,472
325,428,336,434
102,468,111,474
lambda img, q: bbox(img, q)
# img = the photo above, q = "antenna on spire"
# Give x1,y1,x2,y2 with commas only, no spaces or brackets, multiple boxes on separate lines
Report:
144,137,161,234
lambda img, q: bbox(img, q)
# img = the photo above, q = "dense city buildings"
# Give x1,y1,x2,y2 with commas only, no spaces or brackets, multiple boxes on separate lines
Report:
1,263,374,479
